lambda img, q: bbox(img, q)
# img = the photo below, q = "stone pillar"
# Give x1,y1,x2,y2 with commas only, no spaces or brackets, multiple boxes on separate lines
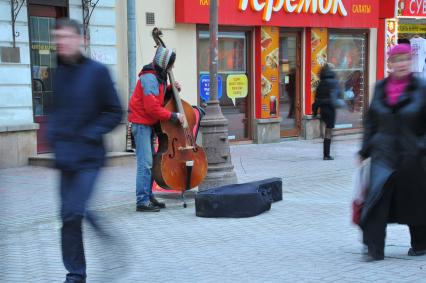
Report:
199,0,237,190
253,118,282,144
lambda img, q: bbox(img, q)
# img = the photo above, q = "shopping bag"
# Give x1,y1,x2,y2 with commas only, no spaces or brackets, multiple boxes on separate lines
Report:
352,159,370,225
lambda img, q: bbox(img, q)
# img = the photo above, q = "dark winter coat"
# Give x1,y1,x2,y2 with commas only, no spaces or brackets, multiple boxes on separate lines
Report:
359,76,426,226
47,56,123,171
312,70,341,129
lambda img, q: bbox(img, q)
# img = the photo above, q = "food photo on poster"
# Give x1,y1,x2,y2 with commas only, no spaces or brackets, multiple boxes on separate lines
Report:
260,26,280,119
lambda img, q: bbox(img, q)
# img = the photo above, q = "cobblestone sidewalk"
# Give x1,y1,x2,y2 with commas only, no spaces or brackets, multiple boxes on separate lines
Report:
1,136,425,282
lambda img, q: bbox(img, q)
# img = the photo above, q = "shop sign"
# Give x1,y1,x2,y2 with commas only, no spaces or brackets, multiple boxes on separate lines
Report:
398,23,426,33
199,74,223,102
239,0,348,21
176,0,379,28
398,0,426,17
31,43,56,51
226,74,248,105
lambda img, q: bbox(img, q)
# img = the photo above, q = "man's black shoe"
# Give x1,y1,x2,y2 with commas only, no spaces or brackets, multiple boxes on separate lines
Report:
136,202,160,212
408,248,426,256
64,279,85,283
150,196,166,208
361,252,384,262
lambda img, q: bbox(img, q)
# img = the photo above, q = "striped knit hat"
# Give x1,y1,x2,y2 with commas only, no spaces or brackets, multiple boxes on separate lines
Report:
154,46,175,70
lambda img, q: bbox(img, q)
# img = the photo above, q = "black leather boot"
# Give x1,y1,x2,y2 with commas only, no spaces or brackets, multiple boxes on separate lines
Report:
323,138,334,160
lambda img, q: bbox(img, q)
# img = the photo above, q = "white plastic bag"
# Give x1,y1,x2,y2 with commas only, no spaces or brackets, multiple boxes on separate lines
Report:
352,159,370,225
353,159,370,205
344,87,355,101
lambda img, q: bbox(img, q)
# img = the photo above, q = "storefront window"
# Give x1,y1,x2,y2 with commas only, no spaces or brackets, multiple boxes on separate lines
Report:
198,31,250,141
199,32,246,73
30,16,57,116
328,33,367,129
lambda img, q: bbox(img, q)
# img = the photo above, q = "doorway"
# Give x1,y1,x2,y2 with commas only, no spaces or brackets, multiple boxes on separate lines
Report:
279,31,301,137
28,4,67,153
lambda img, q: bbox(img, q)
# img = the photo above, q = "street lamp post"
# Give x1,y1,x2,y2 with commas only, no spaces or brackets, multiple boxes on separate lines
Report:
199,0,237,190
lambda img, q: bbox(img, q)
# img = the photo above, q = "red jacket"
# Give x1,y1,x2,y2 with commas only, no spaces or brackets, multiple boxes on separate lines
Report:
128,65,173,125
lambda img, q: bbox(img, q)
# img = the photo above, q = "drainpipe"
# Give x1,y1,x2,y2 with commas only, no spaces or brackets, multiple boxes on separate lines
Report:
126,0,136,152
127,0,136,97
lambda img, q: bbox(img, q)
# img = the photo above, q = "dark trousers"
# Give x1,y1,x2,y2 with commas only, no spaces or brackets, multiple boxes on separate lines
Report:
60,169,99,283
362,179,426,256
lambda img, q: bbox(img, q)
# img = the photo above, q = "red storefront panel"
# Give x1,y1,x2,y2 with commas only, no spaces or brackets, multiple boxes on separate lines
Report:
380,0,397,18
176,0,379,28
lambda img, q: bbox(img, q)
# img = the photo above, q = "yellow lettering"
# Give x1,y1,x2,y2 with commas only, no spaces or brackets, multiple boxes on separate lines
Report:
352,4,371,14
200,0,220,6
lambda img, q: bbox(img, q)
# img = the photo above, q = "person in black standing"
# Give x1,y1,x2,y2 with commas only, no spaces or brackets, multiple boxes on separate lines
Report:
358,44,426,261
48,18,122,283
312,64,342,160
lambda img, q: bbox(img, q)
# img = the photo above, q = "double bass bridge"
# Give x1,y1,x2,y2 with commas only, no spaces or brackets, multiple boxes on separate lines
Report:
178,146,195,151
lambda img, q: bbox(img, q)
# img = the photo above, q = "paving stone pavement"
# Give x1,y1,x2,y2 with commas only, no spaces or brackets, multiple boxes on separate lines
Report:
1,136,425,283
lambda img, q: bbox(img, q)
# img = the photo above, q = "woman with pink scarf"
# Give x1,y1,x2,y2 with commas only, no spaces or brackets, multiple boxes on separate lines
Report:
358,44,426,261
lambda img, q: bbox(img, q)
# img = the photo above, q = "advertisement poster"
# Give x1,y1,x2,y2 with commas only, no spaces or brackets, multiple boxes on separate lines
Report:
386,19,398,76
311,28,328,103
199,74,223,102
260,26,279,119
226,74,248,105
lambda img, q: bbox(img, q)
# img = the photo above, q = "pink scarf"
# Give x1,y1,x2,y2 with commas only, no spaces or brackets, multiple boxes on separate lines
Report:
385,75,410,106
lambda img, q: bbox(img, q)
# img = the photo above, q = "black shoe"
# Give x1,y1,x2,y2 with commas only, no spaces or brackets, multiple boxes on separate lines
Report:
64,278,85,283
361,250,384,262
408,248,426,256
150,196,166,208
323,156,334,160
136,202,160,212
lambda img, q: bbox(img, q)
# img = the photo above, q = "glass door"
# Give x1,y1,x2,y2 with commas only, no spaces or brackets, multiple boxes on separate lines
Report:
279,31,301,137
328,32,368,129
29,5,67,153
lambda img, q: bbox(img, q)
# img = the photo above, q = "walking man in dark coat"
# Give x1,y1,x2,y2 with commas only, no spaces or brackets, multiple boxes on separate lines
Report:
47,18,123,282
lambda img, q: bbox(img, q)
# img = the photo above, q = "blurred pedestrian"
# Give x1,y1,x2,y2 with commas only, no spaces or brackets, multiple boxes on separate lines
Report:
48,18,122,282
312,64,343,160
358,44,426,261
128,46,183,212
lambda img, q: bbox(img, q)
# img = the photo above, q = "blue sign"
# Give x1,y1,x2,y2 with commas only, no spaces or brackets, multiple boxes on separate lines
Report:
200,75,222,102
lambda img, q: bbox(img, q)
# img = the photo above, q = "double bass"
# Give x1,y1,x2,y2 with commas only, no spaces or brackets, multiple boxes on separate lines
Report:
151,28,208,207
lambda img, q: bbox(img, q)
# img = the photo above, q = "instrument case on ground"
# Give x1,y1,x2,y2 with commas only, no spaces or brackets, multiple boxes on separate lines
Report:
195,178,282,218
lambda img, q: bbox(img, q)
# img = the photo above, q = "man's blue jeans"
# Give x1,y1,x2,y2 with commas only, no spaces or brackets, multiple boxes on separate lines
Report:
60,168,99,283
132,123,154,205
